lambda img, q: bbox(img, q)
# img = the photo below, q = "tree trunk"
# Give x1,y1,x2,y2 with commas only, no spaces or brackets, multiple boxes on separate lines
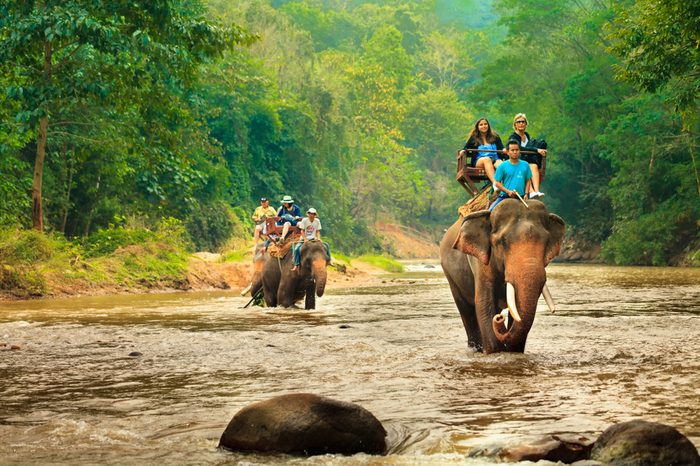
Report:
60,144,74,233
33,115,49,231
32,39,52,231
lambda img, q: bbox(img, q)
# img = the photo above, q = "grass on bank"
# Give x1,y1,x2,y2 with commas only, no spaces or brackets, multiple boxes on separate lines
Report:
355,255,404,273
0,220,191,298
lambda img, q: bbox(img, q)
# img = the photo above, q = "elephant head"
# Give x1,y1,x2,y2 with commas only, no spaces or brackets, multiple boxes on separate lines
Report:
298,240,331,298
250,244,267,298
453,199,565,352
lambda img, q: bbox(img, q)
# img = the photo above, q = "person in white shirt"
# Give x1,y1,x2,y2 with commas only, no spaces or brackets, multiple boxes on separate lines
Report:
291,208,325,271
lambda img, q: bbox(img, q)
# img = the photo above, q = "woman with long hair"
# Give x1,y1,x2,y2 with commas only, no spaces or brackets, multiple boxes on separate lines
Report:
459,117,505,185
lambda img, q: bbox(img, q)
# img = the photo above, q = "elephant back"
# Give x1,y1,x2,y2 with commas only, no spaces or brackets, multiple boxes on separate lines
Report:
268,240,293,259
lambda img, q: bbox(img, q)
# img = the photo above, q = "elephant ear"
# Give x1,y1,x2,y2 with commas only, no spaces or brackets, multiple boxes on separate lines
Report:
545,213,566,265
453,210,491,265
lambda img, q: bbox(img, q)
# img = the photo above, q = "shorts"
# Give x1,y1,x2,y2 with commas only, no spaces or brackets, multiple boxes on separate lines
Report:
277,213,299,226
522,152,542,168
473,153,499,166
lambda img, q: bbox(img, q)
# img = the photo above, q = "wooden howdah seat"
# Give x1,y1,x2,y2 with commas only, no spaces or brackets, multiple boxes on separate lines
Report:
264,216,301,239
456,149,547,196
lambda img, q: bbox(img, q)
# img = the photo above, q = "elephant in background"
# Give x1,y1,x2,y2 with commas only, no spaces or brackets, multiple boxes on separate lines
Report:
440,199,565,354
262,239,330,309
249,244,267,300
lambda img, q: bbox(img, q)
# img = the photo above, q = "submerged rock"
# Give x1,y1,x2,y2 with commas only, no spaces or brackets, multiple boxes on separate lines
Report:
590,419,700,465
219,393,386,456
499,434,594,464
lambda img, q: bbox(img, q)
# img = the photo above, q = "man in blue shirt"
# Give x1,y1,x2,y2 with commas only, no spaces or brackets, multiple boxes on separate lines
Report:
277,194,302,241
490,140,533,211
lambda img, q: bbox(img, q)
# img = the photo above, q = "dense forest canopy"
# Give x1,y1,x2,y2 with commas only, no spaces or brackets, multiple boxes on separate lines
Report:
1,0,698,265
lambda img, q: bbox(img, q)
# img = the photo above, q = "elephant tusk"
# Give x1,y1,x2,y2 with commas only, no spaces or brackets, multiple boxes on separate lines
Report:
506,282,522,322
542,283,556,314
500,308,510,329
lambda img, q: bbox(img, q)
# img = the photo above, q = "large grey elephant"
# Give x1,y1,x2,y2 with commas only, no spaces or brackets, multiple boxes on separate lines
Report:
262,239,330,309
440,199,565,353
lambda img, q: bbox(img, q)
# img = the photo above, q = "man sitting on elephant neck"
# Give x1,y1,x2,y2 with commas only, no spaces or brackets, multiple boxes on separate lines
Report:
252,197,277,249
291,208,330,272
490,139,533,211
277,195,302,242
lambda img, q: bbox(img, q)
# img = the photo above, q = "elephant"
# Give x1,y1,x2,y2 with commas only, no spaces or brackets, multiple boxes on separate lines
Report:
440,199,565,354
261,239,330,309
249,244,267,300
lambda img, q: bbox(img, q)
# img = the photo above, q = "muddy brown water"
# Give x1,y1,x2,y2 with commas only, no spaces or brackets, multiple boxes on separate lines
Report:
1,263,699,465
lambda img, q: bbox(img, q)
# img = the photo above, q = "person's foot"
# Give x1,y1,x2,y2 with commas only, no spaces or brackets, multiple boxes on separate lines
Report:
291,265,298,272
529,191,545,199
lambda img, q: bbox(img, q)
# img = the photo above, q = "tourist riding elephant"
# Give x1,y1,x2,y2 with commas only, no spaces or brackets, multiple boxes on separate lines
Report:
262,239,330,309
440,199,565,353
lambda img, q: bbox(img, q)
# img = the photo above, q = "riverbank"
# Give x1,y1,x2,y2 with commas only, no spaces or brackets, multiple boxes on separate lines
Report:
0,249,400,301
2,224,695,301
0,220,442,301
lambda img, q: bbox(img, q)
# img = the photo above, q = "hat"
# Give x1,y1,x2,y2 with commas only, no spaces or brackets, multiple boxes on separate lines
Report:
280,195,294,204
307,208,317,215
260,197,268,202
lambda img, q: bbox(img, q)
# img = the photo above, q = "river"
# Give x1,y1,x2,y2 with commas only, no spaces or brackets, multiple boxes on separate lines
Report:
1,263,699,465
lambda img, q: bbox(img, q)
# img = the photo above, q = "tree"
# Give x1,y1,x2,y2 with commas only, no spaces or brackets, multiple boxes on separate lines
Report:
608,0,700,197
0,0,246,231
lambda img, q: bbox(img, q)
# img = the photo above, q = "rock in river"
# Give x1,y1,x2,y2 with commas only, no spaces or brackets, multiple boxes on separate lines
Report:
590,419,700,466
219,393,387,456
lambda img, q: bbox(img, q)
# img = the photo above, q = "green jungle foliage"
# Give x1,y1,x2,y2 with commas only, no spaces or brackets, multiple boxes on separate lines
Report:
0,0,698,265
0,220,191,297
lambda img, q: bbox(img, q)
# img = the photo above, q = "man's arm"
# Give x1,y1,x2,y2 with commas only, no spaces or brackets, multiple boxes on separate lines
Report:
494,180,516,197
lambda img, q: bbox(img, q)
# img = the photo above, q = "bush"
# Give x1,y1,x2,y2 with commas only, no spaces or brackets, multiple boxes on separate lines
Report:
601,200,699,265
155,217,193,251
0,228,60,264
82,226,156,258
186,201,237,252
0,265,46,296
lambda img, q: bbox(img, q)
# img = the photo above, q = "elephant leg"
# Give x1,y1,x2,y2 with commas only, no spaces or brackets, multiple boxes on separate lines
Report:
447,279,481,351
263,283,277,307
277,276,296,308
474,286,503,354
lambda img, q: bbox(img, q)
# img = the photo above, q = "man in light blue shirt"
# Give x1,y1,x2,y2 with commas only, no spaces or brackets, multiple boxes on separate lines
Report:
490,140,533,211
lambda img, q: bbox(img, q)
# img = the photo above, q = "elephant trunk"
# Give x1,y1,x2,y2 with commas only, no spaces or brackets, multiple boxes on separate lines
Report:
312,259,328,297
493,243,546,350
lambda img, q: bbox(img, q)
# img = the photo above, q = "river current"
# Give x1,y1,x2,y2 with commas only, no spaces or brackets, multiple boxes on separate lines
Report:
1,263,699,465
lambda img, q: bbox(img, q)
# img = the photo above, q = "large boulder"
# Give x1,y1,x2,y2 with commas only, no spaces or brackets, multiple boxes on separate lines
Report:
218,393,387,456
590,419,700,465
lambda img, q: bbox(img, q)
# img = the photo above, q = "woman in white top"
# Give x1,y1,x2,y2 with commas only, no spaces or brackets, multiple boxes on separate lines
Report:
508,113,548,199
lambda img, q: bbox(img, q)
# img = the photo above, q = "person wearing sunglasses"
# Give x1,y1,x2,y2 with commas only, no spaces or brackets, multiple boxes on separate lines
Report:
459,117,506,186
508,113,547,199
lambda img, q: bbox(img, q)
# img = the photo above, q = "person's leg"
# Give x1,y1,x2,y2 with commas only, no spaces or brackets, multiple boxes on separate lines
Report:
476,157,496,185
529,163,540,192
489,193,508,211
254,224,262,244
292,242,301,270
323,242,330,260
281,222,290,240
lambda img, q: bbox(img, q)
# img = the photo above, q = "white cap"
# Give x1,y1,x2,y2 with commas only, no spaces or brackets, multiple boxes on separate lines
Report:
306,208,317,214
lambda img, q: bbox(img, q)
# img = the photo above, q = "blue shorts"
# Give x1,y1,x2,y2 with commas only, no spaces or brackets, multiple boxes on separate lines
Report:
474,153,498,165
277,214,298,226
